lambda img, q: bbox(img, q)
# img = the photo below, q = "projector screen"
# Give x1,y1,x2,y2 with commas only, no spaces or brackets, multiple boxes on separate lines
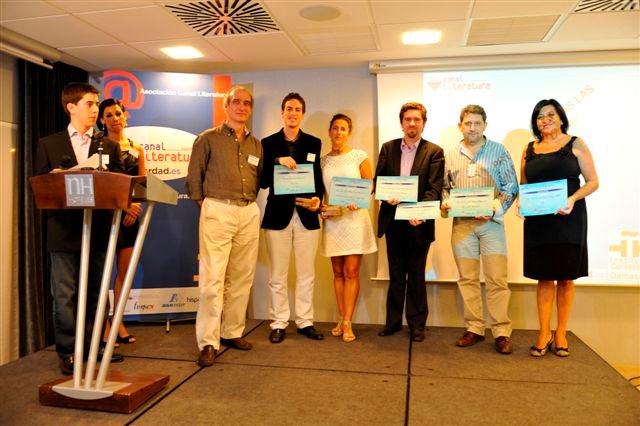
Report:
376,64,639,285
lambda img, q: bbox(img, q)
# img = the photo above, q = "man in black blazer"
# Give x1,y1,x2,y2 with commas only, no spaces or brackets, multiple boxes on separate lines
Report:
375,102,444,342
260,93,324,343
34,82,123,374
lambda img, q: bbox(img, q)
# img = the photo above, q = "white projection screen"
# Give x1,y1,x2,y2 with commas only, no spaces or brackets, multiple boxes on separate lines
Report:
376,64,640,285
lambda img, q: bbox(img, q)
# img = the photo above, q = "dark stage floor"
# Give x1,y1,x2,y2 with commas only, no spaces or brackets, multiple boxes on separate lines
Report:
1,321,638,425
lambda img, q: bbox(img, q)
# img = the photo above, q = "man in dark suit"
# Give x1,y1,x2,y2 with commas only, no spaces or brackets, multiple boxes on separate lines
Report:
34,82,123,375
375,102,444,342
260,93,324,343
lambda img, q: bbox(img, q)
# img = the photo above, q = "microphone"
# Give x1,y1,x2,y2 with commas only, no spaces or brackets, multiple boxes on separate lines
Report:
94,131,107,171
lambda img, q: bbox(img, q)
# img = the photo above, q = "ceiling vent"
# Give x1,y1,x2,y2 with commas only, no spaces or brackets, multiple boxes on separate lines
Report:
467,15,559,46
165,0,279,36
574,0,639,12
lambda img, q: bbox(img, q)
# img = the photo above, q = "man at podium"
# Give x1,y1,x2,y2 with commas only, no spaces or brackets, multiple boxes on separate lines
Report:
34,82,124,375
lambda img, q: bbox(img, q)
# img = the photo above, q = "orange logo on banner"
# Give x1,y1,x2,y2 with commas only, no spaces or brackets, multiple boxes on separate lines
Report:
609,231,640,258
103,70,144,110
213,75,232,127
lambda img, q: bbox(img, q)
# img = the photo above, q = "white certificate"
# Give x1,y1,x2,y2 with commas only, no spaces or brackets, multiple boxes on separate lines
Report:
395,201,440,220
329,177,372,209
375,176,419,202
273,164,315,195
449,187,494,217
519,179,568,216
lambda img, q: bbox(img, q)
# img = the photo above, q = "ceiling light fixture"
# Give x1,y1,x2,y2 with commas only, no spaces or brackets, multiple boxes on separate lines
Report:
299,5,341,21
402,30,441,45
161,46,204,60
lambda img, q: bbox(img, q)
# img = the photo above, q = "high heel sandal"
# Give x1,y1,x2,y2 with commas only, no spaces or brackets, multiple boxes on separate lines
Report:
342,321,356,342
553,335,569,357
331,318,344,337
529,334,554,357
116,334,136,344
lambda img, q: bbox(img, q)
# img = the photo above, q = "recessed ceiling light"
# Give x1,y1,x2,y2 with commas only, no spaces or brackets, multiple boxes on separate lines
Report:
299,5,341,22
161,46,204,60
402,30,441,45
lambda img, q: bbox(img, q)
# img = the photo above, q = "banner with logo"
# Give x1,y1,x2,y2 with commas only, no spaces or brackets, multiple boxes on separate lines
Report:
99,70,232,319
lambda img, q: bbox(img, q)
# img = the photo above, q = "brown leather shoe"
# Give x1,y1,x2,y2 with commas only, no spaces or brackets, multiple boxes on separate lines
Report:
495,336,513,354
220,337,253,351
456,331,485,347
198,345,215,367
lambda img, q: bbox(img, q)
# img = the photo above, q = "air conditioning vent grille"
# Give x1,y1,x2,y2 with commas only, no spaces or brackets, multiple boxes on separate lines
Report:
166,0,279,36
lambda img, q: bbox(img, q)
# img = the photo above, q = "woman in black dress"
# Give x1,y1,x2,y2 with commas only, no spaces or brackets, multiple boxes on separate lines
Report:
520,99,598,357
99,99,146,346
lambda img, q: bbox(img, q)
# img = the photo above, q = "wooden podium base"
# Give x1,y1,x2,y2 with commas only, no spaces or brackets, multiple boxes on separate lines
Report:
39,371,169,413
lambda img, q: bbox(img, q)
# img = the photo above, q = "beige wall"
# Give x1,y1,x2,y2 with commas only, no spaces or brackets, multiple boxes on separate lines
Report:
0,52,19,365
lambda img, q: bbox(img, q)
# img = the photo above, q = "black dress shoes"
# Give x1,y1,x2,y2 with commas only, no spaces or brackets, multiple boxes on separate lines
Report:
198,345,215,367
269,328,286,343
59,355,74,375
297,326,324,340
411,330,425,342
94,345,124,363
220,337,253,351
378,325,402,337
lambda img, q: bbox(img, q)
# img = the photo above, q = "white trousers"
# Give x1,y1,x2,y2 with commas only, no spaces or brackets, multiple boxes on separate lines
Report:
264,210,319,330
196,198,260,350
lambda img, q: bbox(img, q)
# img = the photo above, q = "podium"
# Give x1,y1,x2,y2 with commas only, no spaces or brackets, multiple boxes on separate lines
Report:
30,170,178,413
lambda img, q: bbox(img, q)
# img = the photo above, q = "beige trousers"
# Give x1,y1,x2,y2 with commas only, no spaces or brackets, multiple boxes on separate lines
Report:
196,198,260,350
452,218,511,338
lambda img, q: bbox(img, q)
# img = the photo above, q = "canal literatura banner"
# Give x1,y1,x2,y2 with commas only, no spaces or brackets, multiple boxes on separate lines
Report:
98,70,232,319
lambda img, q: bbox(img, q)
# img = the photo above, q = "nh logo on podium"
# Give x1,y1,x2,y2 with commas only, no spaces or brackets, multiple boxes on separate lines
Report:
64,174,95,207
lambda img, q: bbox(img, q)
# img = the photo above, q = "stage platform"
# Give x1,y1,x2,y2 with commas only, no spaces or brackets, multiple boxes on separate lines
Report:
1,321,638,425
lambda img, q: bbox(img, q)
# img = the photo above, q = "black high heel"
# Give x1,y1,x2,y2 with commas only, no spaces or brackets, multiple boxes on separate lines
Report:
530,334,553,357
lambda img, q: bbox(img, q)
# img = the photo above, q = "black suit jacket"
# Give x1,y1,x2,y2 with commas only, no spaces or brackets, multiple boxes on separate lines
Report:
34,129,122,252
375,138,444,245
260,129,323,230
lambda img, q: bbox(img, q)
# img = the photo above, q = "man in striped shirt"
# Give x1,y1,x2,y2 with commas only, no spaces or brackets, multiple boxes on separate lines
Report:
441,105,518,354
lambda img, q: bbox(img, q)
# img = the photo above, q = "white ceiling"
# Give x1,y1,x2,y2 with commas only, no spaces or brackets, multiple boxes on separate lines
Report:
1,0,638,73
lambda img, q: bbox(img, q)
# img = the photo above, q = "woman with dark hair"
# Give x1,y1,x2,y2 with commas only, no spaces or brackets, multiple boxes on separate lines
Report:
98,98,146,346
520,99,598,357
320,114,377,342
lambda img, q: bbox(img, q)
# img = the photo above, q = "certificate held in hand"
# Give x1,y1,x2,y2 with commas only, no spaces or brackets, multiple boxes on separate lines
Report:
519,179,568,216
273,164,316,195
449,187,494,217
394,201,440,220
375,176,418,202
329,176,372,209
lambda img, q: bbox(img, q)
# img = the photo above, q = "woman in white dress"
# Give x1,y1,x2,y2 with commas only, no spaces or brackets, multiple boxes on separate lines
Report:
320,114,377,342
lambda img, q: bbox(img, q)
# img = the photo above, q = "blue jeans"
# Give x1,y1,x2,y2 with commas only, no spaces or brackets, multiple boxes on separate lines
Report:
49,251,106,358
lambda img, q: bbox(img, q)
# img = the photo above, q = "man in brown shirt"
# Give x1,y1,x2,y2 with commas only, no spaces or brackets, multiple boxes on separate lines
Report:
186,86,263,367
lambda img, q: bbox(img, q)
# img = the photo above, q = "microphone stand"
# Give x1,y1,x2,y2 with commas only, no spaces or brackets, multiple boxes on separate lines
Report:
95,131,107,172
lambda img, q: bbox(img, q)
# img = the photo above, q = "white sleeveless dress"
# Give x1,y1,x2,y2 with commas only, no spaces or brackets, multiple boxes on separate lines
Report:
320,149,377,257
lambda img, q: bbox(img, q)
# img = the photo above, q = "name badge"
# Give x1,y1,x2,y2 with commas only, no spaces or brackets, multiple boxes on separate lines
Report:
307,152,316,162
248,154,260,167
129,148,139,159
467,163,476,177
101,154,110,165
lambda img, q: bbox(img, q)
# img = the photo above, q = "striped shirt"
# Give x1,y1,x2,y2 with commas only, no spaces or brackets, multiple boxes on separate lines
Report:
443,138,518,212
